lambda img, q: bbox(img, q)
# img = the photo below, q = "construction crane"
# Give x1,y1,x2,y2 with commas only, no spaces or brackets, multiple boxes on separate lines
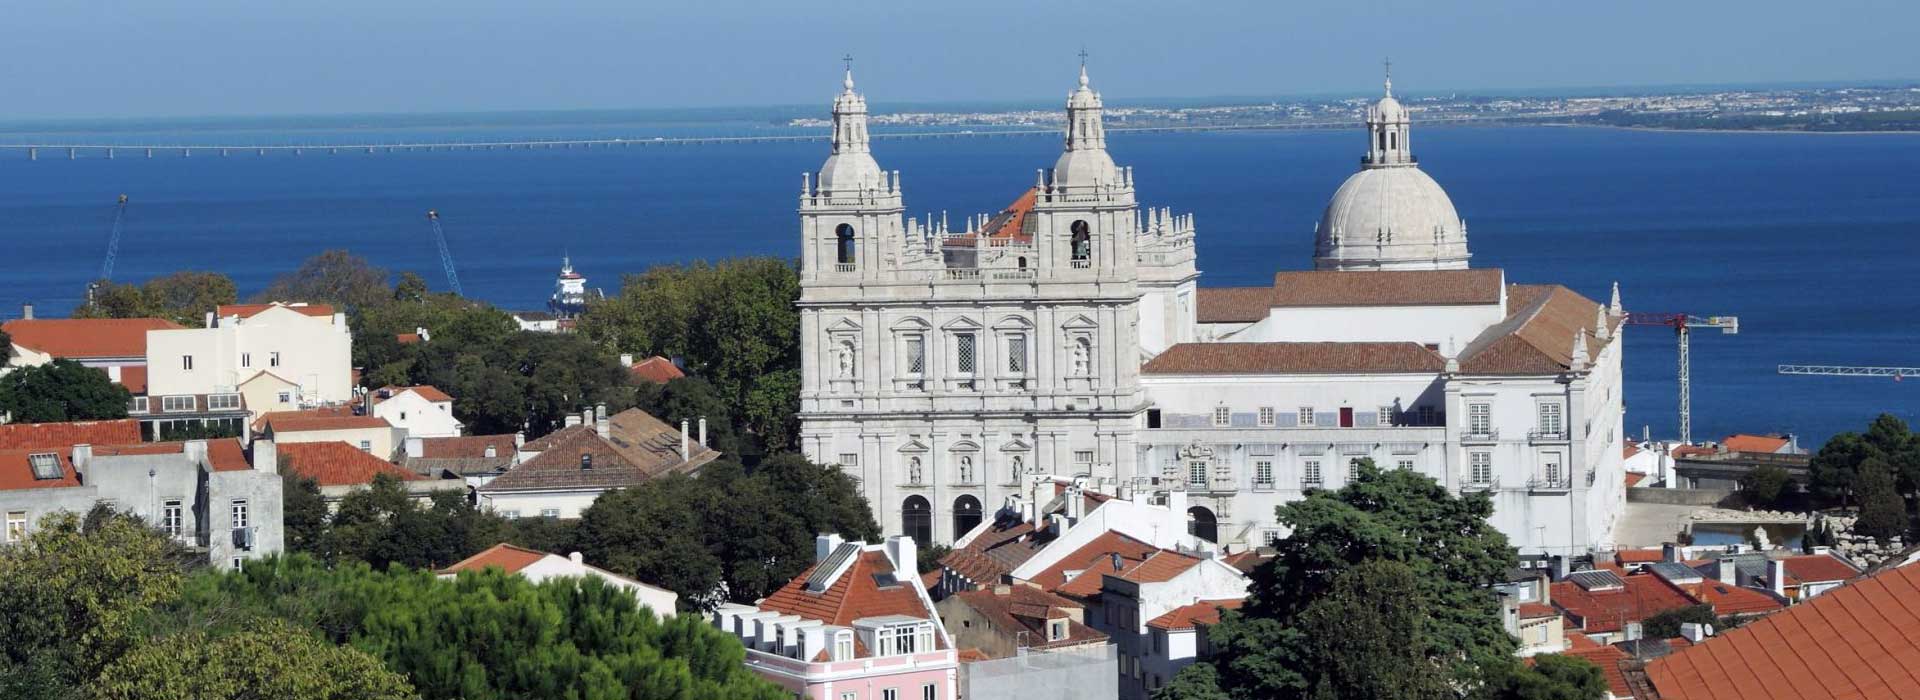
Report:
424,210,464,297
98,194,130,281
1623,312,1739,446
1779,365,1918,380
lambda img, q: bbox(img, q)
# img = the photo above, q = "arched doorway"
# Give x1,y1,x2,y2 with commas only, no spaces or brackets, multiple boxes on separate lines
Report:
952,495,983,540
836,224,856,265
902,495,933,547
1187,506,1218,543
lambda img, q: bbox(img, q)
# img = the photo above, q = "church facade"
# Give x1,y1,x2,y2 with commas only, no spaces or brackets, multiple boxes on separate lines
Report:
797,67,1625,558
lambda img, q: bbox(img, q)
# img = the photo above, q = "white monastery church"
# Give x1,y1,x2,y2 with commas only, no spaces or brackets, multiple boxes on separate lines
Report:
797,65,1626,559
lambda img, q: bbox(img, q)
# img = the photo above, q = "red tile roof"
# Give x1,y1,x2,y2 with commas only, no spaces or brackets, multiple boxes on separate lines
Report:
1194,287,1275,324
440,543,550,575
949,585,1106,650
1645,562,1920,700
942,188,1038,246
250,405,357,431
1625,472,1649,487
1269,269,1506,307
1519,602,1561,619
1559,646,1635,699
1624,441,1643,460
1028,531,1159,592
2,318,183,358
1780,553,1861,585
396,333,423,345
0,420,142,450
1147,599,1244,631
418,434,518,459
1721,434,1791,454
278,441,421,487
1457,284,1615,376
1616,549,1667,565
943,520,1046,585
1118,550,1205,583
116,366,148,395
1142,341,1446,375
627,356,685,384
91,439,252,472
217,302,335,319
1686,580,1786,616
759,549,941,649
260,410,391,434
371,385,453,404
1553,575,1699,634
0,449,80,490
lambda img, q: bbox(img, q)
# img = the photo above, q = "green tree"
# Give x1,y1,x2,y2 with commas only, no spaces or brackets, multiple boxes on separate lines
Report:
281,471,329,555
635,376,753,458
1192,461,1518,698
0,359,131,423
1641,603,1716,639
0,510,193,695
321,475,508,570
1809,414,1920,506
75,272,237,327
576,474,729,609
1485,654,1608,700
0,326,10,360
256,249,392,312
1739,464,1793,508
1291,560,1453,700
393,271,430,303
1854,458,1909,542
158,421,242,441
74,281,154,320
1155,663,1234,700
89,621,415,700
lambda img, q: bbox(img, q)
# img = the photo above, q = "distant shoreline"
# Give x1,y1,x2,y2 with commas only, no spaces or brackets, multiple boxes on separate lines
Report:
1444,121,1920,136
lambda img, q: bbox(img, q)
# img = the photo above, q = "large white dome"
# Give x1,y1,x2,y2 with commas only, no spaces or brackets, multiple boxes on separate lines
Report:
1313,165,1469,270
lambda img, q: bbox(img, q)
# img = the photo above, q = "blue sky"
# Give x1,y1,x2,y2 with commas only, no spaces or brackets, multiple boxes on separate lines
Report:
2,1,1916,119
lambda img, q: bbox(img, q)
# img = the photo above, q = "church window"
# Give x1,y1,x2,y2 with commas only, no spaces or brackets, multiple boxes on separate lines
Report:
955,333,976,375
905,337,925,375
1070,220,1091,264
1389,132,1397,150
835,224,856,266
1005,335,1027,374
837,453,858,468
1212,406,1231,427
1302,459,1322,486
1378,131,1387,151
1470,451,1493,485
1188,461,1208,487
1298,406,1316,426
1258,407,1276,426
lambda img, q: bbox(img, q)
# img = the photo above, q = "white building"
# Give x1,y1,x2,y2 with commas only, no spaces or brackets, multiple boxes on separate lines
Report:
368,385,464,439
440,543,678,615
796,67,1628,558
145,302,354,419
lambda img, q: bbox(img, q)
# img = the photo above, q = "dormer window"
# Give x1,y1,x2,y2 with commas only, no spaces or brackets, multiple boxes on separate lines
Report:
876,622,931,657
580,454,593,470
28,453,61,480
833,630,854,661
1049,619,1068,642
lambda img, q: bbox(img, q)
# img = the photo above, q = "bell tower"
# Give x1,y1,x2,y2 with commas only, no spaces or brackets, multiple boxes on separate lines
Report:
801,60,904,283
1034,60,1140,277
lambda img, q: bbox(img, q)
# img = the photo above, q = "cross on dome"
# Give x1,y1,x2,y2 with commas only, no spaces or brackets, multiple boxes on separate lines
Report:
842,54,855,92
1383,57,1393,97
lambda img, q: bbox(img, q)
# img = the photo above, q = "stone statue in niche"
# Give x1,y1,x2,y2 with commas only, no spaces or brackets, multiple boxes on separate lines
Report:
836,341,855,378
908,456,923,485
958,455,973,483
1009,455,1025,483
1071,338,1091,376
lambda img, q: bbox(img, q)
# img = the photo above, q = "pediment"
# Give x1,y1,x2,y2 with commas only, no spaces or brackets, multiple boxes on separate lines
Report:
941,317,983,331
998,439,1032,452
897,439,930,453
826,318,863,333
1060,314,1098,330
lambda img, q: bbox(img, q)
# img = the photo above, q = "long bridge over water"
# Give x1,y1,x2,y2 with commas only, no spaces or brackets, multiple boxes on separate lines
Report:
0,112,1587,160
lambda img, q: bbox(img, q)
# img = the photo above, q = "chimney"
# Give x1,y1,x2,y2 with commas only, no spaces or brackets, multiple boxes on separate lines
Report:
1663,543,1681,563
620,353,634,367
680,420,691,461
569,551,584,565
20,302,31,320
1027,476,1048,525
815,533,844,563
698,417,708,447
1065,481,1085,522
1679,622,1711,643
1766,559,1787,597
595,403,609,439
581,407,593,428
1717,557,1739,585
564,413,582,428
70,443,93,476
405,436,424,459
106,366,121,383
1553,555,1572,582
514,432,525,448
183,439,208,467
1624,621,1644,642
483,444,497,459
416,327,431,343
244,439,275,474
885,535,917,575
205,310,215,328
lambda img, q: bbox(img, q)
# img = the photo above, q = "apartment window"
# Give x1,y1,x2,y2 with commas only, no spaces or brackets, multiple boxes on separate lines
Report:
1418,405,1436,425
1263,529,1283,546
277,392,291,404
878,622,927,656
1298,406,1316,426
1348,458,1365,483
269,351,281,367
358,440,372,452
833,631,854,661
5,511,25,542
541,508,560,518
955,333,976,375
1212,406,1231,427
837,453,859,468
502,510,521,520
163,501,183,537
1257,406,1276,426
1544,455,1563,485
923,683,937,700
1537,402,1564,434
1468,403,1492,434
1303,459,1322,486
241,352,251,368
161,395,196,412
841,693,857,700
905,337,926,375
882,690,899,700
1396,458,1415,471
208,393,240,411
1254,459,1274,486
130,396,148,413
181,355,194,371
1187,460,1209,487
1006,335,1027,373
232,557,244,570
231,499,249,529
1074,450,1095,465
1470,451,1493,485
1378,405,1395,426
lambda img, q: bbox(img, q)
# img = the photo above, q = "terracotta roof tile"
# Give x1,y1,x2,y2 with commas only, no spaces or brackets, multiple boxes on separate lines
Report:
1553,574,1699,634
1270,269,1505,307
0,420,142,450
1625,472,1649,487
0,449,80,490
278,441,421,487
91,439,252,472
1519,602,1560,619
116,366,148,395
1147,599,1243,631
1781,553,1861,585
1028,531,1158,592
1194,287,1275,323
1560,646,1636,699
943,520,1045,585
217,302,335,319
1721,434,1792,454
1688,581,1786,616
1458,284,1615,376
1142,341,1446,375
627,356,685,384
2,318,182,359
396,333,423,345
440,543,550,575
943,188,1038,246
760,549,941,651
418,434,518,459
264,413,392,433
1118,550,1204,583
251,405,370,432
949,586,1106,651
1616,549,1668,565
371,385,453,404
1646,562,1920,700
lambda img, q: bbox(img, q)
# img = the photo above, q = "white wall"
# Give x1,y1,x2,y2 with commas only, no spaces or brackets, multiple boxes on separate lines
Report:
373,392,463,439
147,306,352,408
518,554,679,614
273,426,400,459
478,490,601,519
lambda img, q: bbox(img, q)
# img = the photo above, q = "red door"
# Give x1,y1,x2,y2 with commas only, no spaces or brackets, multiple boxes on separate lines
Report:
1339,407,1354,428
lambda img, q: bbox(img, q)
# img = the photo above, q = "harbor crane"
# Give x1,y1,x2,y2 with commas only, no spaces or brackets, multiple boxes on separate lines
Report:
1623,312,1739,446
1778,365,1918,380
424,210,464,297
98,194,130,281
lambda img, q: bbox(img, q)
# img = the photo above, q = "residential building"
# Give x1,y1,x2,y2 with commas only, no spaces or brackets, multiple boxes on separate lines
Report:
795,66,1628,558
145,302,353,418
0,435,282,570
125,389,251,441
271,440,463,503
712,535,958,700
1500,569,1568,656
477,406,718,519
621,354,685,384
368,385,464,438
1,314,182,371
1641,560,1920,699
936,584,1109,658
1552,570,1700,645
439,543,678,614
256,407,401,458
398,433,521,484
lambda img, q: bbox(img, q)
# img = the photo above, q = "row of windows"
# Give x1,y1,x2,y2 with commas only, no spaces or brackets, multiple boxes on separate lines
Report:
853,684,937,700
131,393,243,414
1203,405,1441,428
182,351,282,371
1189,456,1419,489
499,509,564,519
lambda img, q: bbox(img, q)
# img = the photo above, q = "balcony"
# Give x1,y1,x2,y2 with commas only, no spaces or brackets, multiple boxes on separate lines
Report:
1527,429,1570,443
1069,259,1092,269
833,263,856,272
1461,477,1499,493
1460,428,1500,443
1527,476,1572,492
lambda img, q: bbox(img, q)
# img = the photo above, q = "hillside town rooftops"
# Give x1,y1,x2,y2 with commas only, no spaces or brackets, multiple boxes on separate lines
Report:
480,408,717,494
278,441,421,487
0,419,142,450
1,317,183,358
948,585,1106,651
1146,599,1243,631
92,439,252,472
1552,572,1696,634
759,549,941,643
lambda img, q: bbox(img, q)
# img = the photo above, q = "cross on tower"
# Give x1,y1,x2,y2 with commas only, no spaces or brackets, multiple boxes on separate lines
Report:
1078,47,1089,67
843,54,853,73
